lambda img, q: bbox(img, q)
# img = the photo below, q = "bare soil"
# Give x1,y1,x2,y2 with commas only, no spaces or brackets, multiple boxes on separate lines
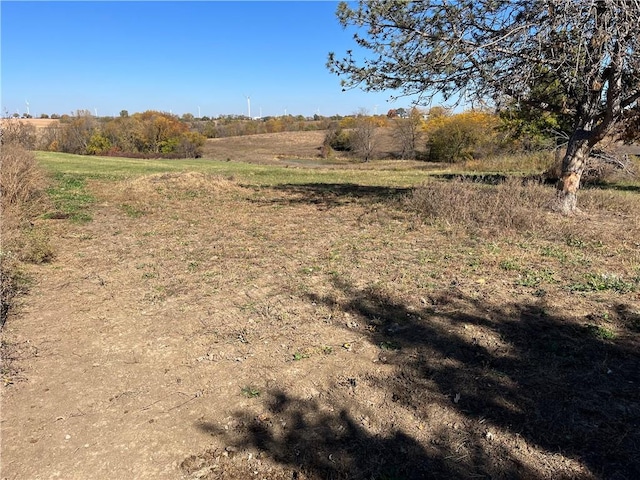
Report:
1,150,639,478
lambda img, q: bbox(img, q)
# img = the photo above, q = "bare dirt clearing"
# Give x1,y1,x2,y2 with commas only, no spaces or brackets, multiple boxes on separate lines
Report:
2,160,639,479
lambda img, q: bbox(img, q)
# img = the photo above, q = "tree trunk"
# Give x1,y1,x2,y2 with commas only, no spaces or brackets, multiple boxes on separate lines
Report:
554,137,592,215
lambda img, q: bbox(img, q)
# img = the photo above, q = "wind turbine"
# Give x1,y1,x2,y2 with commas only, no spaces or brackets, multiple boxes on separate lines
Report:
25,100,30,117
244,95,251,118
198,106,201,118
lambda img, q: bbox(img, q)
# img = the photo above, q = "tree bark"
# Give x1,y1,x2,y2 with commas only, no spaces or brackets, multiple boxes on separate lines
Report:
554,137,592,215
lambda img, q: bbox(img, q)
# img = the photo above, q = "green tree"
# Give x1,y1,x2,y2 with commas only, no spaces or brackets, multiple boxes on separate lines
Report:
328,0,640,214
86,132,112,155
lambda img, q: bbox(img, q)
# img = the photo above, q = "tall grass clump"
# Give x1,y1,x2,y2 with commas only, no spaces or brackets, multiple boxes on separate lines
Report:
1,143,53,327
408,177,553,232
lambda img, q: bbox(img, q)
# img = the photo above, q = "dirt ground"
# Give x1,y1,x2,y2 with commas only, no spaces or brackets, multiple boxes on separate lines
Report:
1,164,639,479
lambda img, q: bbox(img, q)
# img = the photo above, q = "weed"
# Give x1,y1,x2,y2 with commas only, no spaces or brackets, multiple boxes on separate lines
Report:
379,341,401,351
584,324,616,340
540,245,568,262
516,269,556,288
240,385,260,398
292,351,310,361
1,144,51,326
408,177,551,233
320,345,333,355
565,235,586,248
300,266,321,275
499,259,519,271
19,228,54,264
120,203,145,218
187,261,199,273
570,273,636,293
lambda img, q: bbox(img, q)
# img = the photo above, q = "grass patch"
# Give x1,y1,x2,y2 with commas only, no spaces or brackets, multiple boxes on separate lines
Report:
35,151,447,188
408,177,552,233
584,324,616,340
569,273,637,293
120,203,146,218
45,173,95,223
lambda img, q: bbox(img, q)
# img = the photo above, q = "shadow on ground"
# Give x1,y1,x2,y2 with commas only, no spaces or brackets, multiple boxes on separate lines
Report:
249,183,411,209
193,277,639,479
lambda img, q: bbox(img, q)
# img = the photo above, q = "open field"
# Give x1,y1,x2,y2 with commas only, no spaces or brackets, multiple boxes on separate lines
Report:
1,134,639,479
0,118,59,129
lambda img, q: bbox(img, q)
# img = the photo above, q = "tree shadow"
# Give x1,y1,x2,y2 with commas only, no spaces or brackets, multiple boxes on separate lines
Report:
197,393,448,479
583,183,640,193
196,277,640,479
250,183,411,209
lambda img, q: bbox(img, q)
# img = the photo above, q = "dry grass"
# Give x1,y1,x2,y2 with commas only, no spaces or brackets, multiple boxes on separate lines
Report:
2,133,640,479
0,144,48,211
0,144,52,326
408,177,553,233
202,131,329,164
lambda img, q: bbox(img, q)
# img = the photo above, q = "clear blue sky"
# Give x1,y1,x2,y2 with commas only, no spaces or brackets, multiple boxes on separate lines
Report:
1,1,422,118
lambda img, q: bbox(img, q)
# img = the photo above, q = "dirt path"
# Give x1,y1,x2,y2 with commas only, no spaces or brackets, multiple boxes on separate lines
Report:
1,175,391,479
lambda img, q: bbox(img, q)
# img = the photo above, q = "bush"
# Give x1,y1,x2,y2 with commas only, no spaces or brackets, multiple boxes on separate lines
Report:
322,123,352,157
176,131,206,158
425,111,500,163
1,144,52,327
0,144,47,210
0,119,37,150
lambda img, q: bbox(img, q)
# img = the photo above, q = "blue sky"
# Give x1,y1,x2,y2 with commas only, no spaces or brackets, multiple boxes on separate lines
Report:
1,1,422,118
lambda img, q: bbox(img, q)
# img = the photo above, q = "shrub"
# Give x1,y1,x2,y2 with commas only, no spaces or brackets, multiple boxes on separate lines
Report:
0,144,47,210
0,144,52,327
86,132,112,155
176,131,206,158
0,119,37,150
424,111,500,163
322,123,352,156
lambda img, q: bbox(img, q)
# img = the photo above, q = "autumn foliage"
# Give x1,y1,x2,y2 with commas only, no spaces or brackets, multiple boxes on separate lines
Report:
424,110,500,163
43,111,206,158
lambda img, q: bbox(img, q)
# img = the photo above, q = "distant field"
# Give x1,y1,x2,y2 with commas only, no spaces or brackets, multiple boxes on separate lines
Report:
0,118,59,129
35,138,453,188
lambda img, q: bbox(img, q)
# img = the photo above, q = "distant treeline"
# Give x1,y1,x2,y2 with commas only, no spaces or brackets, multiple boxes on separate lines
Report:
6,110,343,158
5,104,636,162
0,107,559,161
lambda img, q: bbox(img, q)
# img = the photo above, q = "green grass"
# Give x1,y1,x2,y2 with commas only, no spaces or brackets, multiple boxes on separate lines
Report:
44,172,95,223
584,324,616,340
569,273,637,293
35,151,444,188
